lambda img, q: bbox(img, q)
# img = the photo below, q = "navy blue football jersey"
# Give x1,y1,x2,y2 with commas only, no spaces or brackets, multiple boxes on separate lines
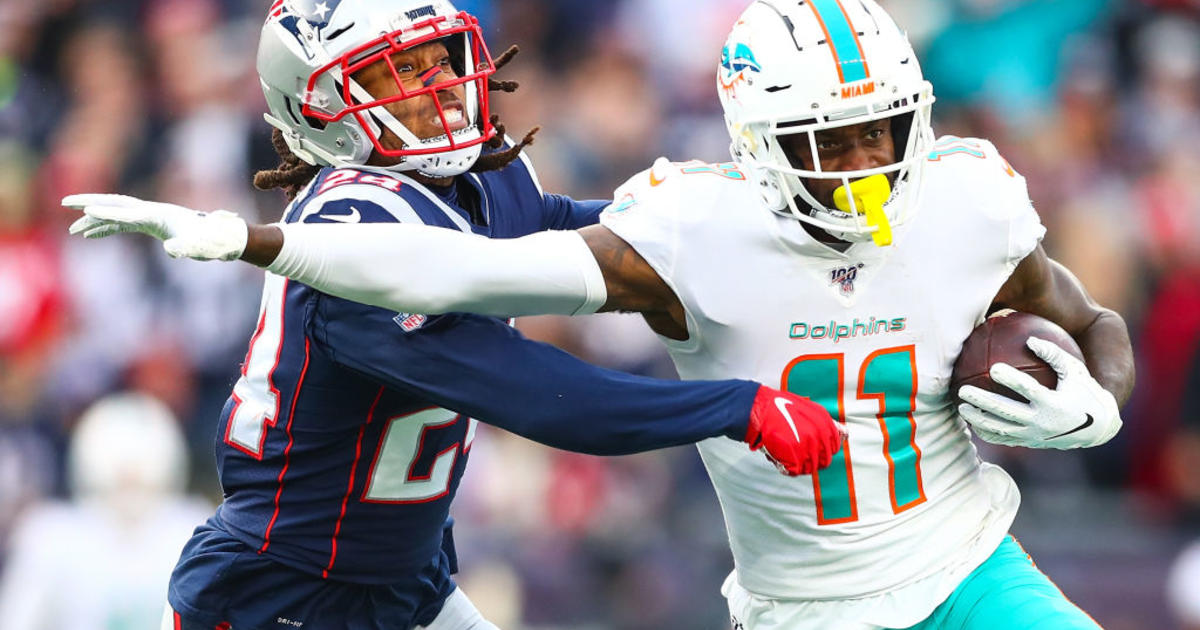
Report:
169,150,760,629
210,155,599,579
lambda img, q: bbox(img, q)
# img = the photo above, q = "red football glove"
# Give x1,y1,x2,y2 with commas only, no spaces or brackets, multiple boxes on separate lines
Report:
744,386,845,476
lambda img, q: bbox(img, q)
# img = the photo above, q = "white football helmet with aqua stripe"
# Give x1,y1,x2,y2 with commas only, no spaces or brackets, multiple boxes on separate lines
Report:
719,0,935,245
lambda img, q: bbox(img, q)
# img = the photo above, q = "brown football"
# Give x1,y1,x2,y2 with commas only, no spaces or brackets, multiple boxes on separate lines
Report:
950,311,1084,405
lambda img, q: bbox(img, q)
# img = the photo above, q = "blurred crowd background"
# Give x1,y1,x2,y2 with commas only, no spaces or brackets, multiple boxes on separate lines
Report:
0,0,1199,628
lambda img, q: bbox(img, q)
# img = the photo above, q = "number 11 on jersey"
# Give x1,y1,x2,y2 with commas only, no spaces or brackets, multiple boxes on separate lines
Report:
782,345,926,525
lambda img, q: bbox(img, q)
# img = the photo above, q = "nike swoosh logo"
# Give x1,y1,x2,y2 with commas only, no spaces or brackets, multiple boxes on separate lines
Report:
1049,414,1095,440
774,397,802,442
649,170,667,187
318,206,362,224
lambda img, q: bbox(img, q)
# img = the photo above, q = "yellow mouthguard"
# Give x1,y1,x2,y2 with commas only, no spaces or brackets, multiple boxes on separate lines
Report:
833,174,893,247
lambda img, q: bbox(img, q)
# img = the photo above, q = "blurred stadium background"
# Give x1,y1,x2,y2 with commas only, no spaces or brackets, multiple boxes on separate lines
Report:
1,0,1199,628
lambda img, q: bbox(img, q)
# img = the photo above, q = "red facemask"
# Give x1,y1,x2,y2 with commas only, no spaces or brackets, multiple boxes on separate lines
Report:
302,12,497,159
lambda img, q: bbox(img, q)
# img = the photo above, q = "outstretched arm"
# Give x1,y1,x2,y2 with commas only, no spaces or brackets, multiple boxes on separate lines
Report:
263,222,614,318
64,194,685,328
256,220,690,333
316,300,840,474
63,194,842,474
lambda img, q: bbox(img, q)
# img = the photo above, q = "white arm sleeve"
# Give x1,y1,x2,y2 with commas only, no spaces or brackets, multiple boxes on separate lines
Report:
267,223,608,317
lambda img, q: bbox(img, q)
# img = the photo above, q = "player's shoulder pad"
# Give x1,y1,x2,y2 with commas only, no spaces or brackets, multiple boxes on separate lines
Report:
925,136,1033,221
604,157,751,222
291,168,421,225
926,136,1025,190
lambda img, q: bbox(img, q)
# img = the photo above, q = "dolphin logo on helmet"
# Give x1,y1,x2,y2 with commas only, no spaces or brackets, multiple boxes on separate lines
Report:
720,42,763,97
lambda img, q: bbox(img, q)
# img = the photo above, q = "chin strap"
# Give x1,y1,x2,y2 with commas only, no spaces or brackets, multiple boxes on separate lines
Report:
834,174,894,247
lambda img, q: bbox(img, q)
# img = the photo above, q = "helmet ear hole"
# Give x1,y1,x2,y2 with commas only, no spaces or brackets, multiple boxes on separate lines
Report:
304,115,328,131
732,133,752,158
283,95,328,131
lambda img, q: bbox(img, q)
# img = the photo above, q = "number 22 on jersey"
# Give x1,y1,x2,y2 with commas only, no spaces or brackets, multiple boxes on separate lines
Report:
783,345,926,525
226,275,469,502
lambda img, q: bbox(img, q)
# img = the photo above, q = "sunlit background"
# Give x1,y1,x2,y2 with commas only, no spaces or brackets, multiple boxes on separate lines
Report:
1,0,1199,628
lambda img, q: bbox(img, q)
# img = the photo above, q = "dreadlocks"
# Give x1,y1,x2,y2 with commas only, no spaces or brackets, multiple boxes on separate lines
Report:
254,129,323,200
470,45,540,174
253,44,537,198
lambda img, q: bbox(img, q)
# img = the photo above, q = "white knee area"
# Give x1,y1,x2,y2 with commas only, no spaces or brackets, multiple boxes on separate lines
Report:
415,588,501,630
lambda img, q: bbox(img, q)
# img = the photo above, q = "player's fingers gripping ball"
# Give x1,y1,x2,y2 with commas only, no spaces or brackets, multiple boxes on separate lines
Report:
745,386,845,476
951,311,1121,449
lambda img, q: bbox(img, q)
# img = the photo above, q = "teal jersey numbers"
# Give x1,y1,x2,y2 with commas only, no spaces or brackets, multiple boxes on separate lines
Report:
783,345,926,525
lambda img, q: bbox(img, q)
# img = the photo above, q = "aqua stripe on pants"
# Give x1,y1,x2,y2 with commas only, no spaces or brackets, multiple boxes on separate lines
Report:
899,536,1102,630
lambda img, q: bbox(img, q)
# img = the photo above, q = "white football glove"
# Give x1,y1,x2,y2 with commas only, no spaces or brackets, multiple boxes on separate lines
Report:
958,337,1121,450
63,194,248,261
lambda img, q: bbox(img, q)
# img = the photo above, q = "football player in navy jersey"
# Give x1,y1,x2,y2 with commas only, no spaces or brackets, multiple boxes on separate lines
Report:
65,1,843,629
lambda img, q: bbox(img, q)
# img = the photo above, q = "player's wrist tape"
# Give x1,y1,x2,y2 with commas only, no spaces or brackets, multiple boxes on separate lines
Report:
162,210,248,261
268,223,608,317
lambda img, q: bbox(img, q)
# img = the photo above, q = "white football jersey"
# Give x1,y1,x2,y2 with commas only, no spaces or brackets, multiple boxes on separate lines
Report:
0,498,211,630
600,137,1045,622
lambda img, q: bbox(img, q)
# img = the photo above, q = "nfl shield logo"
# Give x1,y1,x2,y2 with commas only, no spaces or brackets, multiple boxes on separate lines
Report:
394,313,428,333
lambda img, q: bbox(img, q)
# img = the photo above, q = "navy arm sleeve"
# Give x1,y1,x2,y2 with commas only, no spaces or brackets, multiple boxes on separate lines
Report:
310,296,759,455
541,194,610,231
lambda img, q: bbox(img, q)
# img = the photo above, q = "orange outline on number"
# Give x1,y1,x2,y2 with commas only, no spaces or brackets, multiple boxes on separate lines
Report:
781,354,858,525
857,345,926,514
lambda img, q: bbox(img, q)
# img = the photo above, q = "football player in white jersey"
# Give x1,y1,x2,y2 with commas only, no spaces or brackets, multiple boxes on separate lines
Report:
0,393,212,630
64,0,1134,628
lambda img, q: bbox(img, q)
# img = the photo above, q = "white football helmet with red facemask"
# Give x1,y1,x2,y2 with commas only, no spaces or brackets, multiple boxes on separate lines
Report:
258,0,496,178
719,0,935,246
